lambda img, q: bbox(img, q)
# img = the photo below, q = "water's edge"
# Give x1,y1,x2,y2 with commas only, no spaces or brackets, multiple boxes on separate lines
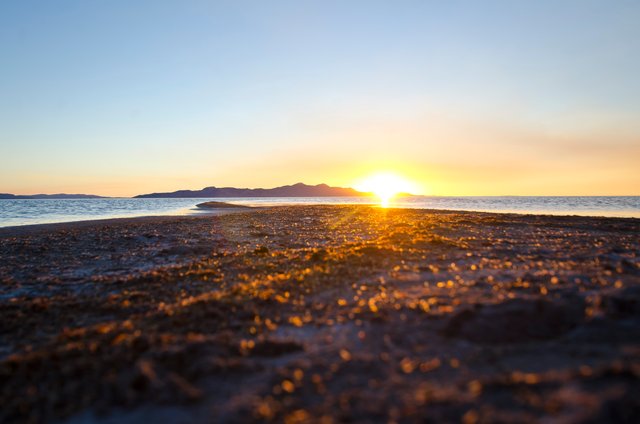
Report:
1,196,639,227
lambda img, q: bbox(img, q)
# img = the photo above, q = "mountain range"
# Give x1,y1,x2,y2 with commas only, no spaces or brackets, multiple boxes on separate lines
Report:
0,193,106,199
134,183,370,198
1,183,379,199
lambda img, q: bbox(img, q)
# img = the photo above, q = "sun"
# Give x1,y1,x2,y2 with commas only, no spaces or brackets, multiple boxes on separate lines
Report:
354,172,418,207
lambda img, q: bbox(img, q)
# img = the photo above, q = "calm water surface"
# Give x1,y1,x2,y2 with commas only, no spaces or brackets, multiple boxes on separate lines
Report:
0,196,639,227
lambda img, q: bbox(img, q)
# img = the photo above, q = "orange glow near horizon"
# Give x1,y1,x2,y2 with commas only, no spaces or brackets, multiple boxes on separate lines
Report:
354,172,420,207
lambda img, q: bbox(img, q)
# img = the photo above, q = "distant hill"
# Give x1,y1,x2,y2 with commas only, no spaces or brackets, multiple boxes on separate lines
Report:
134,183,371,198
0,193,106,199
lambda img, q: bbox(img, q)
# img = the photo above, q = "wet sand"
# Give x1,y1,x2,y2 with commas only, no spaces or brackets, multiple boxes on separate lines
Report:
0,205,639,423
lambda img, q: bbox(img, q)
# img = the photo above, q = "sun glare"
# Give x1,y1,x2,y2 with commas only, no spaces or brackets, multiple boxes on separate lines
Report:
354,173,418,207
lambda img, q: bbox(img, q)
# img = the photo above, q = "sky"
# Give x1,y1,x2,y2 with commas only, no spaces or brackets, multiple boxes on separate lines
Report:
1,0,639,196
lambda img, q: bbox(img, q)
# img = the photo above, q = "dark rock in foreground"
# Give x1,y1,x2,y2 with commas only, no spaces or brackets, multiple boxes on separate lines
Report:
443,297,586,343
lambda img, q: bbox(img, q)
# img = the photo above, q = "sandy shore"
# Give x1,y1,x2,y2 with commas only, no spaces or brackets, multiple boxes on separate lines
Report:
0,205,639,423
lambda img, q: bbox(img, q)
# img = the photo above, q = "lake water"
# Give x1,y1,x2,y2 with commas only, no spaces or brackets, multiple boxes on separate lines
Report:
0,196,639,227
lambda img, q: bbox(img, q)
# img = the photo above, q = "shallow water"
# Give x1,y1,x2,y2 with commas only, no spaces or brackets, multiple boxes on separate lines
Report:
0,196,638,227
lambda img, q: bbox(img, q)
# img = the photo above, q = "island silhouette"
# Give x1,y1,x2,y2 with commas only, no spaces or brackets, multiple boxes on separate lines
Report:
134,182,372,198
0,183,415,199
0,193,106,199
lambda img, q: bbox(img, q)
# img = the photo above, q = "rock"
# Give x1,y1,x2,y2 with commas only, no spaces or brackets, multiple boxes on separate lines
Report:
195,201,252,209
442,298,585,343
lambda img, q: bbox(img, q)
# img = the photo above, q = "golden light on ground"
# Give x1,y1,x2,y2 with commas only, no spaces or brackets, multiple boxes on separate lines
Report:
354,172,419,207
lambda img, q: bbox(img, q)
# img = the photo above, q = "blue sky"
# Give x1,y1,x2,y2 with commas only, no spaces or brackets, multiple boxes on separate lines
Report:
1,0,639,195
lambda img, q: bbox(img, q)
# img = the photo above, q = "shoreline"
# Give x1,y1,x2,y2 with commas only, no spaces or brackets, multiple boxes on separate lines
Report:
1,205,639,422
1,196,639,229
1,204,638,235
0,208,260,236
